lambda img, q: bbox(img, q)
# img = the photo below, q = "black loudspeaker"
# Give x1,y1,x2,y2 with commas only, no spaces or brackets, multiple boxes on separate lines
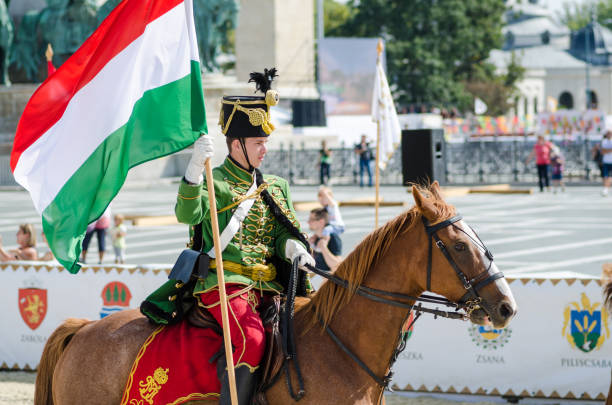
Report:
291,99,326,127
401,129,447,185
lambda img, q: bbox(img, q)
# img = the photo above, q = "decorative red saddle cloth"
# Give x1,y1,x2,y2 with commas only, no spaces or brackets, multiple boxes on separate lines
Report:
121,321,223,405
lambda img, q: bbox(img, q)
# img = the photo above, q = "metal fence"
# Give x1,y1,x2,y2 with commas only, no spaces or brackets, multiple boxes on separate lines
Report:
260,138,604,185
0,138,604,187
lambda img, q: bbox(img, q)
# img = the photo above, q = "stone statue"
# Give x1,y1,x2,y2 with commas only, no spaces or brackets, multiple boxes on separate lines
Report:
193,0,238,72
0,0,13,85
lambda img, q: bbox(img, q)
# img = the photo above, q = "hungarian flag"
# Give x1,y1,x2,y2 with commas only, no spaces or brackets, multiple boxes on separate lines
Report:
10,0,206,273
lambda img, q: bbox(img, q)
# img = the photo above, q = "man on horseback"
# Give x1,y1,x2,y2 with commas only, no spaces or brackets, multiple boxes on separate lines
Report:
153,68,315,404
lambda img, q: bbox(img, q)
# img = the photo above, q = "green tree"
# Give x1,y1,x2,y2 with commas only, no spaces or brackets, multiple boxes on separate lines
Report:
464,51,525,116
558,0,612,31
334,0,517,112
322,0,353,36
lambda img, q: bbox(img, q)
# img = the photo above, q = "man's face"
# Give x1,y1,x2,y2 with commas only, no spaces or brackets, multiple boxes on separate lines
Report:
233,137,268,168
308,214,325,232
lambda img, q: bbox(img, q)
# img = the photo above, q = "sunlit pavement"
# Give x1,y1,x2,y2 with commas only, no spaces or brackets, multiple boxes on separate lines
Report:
1,182,611,278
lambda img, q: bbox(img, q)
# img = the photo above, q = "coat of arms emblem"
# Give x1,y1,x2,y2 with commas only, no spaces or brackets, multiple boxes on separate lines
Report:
18,288,47,330
562,292,610,352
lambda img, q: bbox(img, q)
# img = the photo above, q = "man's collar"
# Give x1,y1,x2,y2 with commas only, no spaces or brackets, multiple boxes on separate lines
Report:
223,156,254,182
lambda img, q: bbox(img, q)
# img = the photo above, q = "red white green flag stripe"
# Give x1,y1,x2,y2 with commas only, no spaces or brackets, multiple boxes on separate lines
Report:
10,0,206,273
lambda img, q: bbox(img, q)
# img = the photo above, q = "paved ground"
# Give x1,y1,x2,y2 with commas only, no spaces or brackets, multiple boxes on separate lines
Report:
0,182,611,278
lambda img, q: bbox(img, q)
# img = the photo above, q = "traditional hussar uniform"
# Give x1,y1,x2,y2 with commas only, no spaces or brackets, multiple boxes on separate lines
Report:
161,69,313,404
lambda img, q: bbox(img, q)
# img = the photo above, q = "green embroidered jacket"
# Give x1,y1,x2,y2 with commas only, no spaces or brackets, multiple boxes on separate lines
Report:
176,157,304,294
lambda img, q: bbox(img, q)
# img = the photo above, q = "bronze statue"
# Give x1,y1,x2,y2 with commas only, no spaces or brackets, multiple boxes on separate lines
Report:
5,0,240,82
193,0,238,72
0,0,13,85
39,0,97,66
97,0,120,25
10,10,41,81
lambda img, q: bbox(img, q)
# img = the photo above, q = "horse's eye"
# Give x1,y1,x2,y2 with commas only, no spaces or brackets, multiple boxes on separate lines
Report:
454,242,466,252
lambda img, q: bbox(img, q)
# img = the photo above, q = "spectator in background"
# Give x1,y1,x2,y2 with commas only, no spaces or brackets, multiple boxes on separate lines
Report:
592,141,605,179
0,224,38,262
550,145,565,193
45,43,56,76
525,135,553,192
111,214,127,264
319,140,332,185
600,130,612,196
355,134,373,187
39,231,54,261
308,208,342,272
317,186,345,236
81,207,111,264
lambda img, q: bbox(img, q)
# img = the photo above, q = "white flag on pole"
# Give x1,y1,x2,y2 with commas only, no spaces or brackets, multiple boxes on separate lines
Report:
372,56,401,170
474,97,488,115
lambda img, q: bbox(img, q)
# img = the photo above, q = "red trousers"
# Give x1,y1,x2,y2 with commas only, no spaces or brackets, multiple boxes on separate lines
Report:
198,285,265,369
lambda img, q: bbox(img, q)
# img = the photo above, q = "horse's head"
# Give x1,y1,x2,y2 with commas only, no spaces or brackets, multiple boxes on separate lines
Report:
412,182,517,328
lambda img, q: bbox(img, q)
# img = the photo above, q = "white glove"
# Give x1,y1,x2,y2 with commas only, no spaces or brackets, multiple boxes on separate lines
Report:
185,135,214,184
285,239,315,269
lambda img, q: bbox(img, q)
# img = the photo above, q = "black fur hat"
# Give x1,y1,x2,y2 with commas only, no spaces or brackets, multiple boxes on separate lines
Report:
219,68,279,138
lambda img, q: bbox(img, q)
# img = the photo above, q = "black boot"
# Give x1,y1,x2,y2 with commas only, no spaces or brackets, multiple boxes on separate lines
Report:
217,356,259,405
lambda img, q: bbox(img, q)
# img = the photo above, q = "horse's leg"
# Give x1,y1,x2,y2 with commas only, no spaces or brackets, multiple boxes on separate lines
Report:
34,318,91,405
52,309,156,405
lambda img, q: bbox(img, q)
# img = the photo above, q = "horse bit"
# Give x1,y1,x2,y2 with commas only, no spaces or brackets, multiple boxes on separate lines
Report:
288,214,506,401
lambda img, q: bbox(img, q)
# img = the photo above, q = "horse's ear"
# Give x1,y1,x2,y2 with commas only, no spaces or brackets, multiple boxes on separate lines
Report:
412,186,437,221
430,181,444,201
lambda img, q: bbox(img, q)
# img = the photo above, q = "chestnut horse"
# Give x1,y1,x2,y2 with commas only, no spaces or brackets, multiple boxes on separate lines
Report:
35,183,517,405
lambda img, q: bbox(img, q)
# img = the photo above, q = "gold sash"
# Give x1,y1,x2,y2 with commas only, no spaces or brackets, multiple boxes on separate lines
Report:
209,260,276,282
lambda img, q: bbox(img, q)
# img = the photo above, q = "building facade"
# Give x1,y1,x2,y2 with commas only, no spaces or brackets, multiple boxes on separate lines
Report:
491,0,612,116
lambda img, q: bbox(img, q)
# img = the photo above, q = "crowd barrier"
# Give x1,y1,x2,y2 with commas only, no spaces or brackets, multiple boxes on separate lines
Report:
393,272,610,400
0,262,609,400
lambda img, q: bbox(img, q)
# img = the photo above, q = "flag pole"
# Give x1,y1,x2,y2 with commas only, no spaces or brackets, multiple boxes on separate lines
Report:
205,158,238,405
375,39,383,229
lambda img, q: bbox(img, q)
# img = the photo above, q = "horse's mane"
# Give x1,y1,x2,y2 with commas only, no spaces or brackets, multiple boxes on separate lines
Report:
299,184,456,331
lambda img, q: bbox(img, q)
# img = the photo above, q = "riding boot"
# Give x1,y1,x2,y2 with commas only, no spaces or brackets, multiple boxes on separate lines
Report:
217,356,259,405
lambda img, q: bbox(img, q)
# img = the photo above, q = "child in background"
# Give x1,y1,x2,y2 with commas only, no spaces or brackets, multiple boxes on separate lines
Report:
317,186,345,236
550,145,565,193
111,214,127,264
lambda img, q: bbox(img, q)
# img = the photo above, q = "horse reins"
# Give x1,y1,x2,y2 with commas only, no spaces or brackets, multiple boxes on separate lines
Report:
287,214,505,402
423,215,505,318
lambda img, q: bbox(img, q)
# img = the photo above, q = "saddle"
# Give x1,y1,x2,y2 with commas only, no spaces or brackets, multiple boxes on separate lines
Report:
186,295,284,405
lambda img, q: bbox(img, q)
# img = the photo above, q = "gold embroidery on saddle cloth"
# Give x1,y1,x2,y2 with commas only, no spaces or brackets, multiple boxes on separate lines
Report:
137,367,169,405
121,327,164,405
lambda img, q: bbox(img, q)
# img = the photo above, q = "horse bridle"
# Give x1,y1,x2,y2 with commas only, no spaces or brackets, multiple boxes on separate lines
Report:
294,214,506,399
422,214,504,319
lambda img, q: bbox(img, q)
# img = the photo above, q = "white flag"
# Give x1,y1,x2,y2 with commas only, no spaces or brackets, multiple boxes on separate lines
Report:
474,97,488,115
372,58,401,170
